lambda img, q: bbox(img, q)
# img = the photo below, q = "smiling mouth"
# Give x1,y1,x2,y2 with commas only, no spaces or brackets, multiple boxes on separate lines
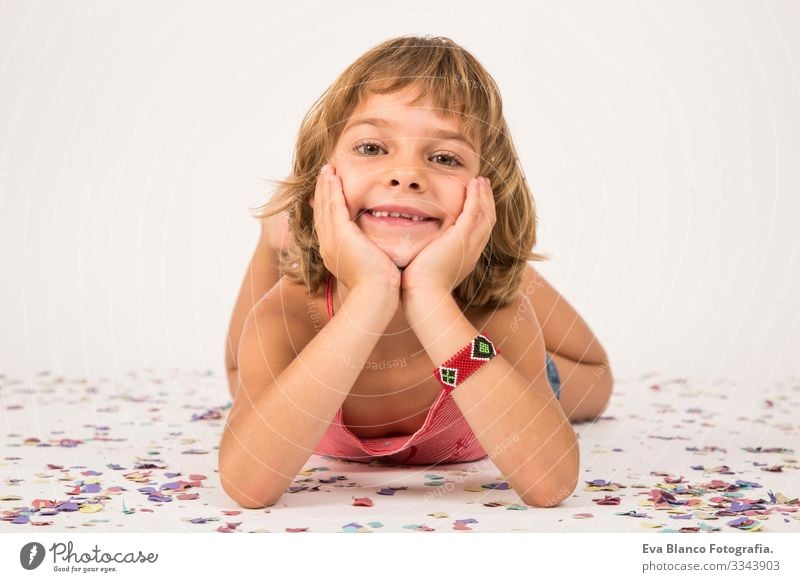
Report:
359,209,439,227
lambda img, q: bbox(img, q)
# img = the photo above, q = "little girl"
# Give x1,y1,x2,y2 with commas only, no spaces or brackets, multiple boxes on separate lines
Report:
220,35,613,509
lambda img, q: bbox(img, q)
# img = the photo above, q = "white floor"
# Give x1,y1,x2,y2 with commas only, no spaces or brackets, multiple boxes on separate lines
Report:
1,369,797,533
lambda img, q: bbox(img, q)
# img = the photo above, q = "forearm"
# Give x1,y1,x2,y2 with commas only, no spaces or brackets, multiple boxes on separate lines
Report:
225,231,282,372
219,286,396,508
404,290,579,507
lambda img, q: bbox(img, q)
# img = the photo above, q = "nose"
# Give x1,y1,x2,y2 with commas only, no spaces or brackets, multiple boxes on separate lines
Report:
387,167,426,193
390,176,421,191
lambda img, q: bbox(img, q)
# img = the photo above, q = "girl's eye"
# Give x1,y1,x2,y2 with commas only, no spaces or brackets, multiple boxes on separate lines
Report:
352,140,463,167
432,152,462,167
353,141,384,156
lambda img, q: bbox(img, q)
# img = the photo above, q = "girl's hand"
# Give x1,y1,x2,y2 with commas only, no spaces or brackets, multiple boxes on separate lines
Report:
401,177,496,296
311,164,401,294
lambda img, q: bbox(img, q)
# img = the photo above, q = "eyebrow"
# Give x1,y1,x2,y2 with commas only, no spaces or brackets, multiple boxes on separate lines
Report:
341,117,476,152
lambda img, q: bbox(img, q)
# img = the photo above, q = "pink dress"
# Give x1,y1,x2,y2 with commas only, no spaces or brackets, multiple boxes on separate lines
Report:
312,274,488,465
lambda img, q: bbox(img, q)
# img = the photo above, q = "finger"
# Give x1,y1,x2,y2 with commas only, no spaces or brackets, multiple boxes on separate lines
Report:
313,165,329,235
328,172,350,225
316,165,336,255
470,177,494,226
478,177,496,226
457,178,481,228
463,178,493,248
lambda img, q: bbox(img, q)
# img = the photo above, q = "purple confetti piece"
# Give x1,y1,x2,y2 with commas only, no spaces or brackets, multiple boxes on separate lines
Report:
729,501,750,513
56,502,79,512
342,522,362,529
137,487,156,494
12,515,30,524
482,482,511,490
83,484,101,494
160,482,181,490
164,472,181,478
454,518,478,524
147,494,172,503
618,510,648,518
377,488,397,496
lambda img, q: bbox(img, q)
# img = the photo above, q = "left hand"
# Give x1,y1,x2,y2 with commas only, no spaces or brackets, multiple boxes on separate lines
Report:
401,176,496,297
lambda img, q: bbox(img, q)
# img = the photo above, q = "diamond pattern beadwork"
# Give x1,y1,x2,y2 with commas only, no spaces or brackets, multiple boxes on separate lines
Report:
434,334,500,393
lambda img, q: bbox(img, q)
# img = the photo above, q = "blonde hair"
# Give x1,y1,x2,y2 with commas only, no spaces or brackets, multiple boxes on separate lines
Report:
252,34,548,310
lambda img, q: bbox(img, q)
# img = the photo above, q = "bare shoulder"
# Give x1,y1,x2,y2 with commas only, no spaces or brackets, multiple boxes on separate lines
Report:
248,275,320,351
469,264,535,331
477,269,546,367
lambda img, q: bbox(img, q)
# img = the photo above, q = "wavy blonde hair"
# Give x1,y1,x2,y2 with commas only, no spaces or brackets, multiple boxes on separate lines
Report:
252,34,548,310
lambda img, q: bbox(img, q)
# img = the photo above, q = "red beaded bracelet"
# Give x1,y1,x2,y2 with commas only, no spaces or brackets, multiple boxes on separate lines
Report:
433,333,500,393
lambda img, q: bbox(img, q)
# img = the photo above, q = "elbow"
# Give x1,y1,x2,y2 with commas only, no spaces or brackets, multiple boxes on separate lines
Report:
219,467,284,509
590,359,614,419
218,446,285,509
573,358,615,423
520,472,579,508
519,441,580,508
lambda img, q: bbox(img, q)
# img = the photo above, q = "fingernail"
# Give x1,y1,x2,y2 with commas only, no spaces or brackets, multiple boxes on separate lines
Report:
320,164,329,175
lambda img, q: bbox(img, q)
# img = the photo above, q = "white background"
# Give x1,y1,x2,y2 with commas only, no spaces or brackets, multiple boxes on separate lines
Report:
1,0,798,391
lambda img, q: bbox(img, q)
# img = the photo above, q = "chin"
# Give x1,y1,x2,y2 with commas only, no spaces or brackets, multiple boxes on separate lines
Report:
373,239,421,269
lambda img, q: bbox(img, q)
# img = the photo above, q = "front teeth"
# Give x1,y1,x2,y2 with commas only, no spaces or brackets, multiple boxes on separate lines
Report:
369,210,427,222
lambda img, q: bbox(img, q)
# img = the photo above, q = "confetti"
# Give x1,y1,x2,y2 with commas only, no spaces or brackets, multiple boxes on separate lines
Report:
1,370,796,533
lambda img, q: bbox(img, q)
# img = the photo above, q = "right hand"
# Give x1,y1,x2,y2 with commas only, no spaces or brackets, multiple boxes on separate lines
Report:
310,164,401,295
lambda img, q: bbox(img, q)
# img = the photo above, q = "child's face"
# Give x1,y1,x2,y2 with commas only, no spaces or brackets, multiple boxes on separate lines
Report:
328,85,482,268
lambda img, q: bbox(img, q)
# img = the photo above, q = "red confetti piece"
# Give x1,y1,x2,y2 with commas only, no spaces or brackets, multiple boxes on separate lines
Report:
352,496,373,507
